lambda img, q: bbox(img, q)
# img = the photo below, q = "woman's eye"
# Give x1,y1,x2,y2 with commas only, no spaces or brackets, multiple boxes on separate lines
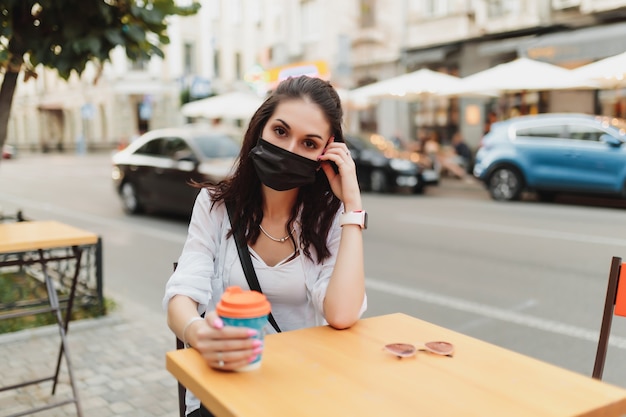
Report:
274,127,287,136
303,140,317,149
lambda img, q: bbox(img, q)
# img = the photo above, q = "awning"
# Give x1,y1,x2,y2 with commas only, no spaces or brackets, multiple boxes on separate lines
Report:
524,22,626,63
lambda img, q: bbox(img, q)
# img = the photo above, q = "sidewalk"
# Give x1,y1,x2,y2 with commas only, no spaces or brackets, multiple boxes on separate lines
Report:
0,296,179,417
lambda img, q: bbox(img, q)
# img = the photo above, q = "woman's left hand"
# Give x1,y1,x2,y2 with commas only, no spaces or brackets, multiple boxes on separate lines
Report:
319,139,362,209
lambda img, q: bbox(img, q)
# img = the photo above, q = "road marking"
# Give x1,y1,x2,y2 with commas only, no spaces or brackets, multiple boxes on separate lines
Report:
366,278,626,349
5,191,623,347
399,215,626,247
0,194,187,244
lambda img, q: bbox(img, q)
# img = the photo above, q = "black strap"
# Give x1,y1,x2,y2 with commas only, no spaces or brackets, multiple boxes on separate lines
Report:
225,201,281,333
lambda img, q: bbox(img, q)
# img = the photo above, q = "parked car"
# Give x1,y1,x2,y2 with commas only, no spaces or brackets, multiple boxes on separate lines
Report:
473,113,626,202
112,124,241,215
344,133,437,194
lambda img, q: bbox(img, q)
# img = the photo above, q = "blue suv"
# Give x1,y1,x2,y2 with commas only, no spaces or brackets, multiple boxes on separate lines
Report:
474,113,626,201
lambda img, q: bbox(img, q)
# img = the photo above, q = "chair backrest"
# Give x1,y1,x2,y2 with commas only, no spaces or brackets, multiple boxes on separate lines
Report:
593,256,625,379
173,262,186,417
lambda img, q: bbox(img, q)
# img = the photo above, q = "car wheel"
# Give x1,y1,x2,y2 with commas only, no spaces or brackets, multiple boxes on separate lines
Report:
488,167,523,201
120,182,143,214
370,170,389,193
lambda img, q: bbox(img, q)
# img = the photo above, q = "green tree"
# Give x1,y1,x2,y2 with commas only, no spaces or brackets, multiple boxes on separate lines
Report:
0,0,200,159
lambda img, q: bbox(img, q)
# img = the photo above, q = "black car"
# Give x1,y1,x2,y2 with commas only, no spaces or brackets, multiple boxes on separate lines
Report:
112,124,241,216
344,133,430,193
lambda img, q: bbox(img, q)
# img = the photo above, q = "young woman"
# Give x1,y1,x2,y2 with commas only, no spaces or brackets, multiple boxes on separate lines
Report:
163,76,367,416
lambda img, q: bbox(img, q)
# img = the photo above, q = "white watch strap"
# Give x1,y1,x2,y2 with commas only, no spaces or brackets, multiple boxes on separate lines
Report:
340,210,367,229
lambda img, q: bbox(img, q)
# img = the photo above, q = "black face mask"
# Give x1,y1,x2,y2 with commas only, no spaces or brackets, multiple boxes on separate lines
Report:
249,138,320,191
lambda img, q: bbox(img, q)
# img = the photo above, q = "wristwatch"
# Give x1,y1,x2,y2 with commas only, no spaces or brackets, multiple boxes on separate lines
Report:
340,210,368,229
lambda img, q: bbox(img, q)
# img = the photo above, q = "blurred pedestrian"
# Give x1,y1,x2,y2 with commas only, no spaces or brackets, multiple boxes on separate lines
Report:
451,131,473,172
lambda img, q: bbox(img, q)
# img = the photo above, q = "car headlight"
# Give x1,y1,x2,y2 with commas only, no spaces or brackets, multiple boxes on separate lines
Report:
111,166,123,182
389,158,416,171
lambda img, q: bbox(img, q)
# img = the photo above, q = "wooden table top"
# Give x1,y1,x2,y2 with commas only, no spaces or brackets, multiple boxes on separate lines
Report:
167,313,626,417
0,220,99,253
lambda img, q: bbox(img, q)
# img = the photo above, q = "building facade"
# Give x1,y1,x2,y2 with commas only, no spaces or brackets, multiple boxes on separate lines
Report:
7,0,626,151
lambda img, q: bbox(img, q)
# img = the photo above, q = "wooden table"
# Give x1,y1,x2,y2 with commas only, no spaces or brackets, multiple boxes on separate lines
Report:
0,220,99,253
0,220,100,417
167,313,626,417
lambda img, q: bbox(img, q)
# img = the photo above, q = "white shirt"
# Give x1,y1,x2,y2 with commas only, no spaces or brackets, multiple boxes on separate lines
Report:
163,189,366,324
163,189,367,415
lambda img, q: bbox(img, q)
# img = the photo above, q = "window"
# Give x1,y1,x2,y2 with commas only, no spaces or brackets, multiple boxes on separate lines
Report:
131,56,147,71
184,42,195,75
423,0,449,17
515,124,563,139
195,134,240,158
486,0,519,17
164,137,191,158
213,49,220,78
360,0,375,28
136,138,166,156
235,52,242,80
566,124,605,142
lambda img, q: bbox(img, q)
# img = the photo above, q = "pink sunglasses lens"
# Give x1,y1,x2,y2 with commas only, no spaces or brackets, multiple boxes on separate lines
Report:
384,343,417,358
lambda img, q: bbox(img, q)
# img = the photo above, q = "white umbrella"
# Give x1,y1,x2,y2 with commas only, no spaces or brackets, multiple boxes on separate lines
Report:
350,68,462,101
439,57,600,96
572,51,626,88
181,91,265,119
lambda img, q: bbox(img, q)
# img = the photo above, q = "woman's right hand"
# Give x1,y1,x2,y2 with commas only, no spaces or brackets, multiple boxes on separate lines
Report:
187,310,263,371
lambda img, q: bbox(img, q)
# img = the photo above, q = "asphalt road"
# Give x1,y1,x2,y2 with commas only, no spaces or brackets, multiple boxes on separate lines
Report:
2,152,626,387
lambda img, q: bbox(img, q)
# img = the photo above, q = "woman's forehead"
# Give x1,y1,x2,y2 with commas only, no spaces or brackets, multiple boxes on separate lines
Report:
269,99,331,138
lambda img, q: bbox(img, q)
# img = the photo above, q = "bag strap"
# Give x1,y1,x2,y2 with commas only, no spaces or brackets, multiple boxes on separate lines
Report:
225,201,282,333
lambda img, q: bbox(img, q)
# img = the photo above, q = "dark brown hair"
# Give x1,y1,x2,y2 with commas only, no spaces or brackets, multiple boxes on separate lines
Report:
201,76,344,263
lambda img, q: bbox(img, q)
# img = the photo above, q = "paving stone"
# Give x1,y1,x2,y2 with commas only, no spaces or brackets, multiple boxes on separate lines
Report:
0,295,179,416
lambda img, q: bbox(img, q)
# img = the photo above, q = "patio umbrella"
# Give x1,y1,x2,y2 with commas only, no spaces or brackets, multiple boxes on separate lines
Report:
439,57,600,96
181,91,265,119
349,68,462,102
572,51,626,88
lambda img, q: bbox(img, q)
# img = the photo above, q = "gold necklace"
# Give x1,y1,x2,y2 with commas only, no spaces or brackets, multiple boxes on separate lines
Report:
259,224,295,243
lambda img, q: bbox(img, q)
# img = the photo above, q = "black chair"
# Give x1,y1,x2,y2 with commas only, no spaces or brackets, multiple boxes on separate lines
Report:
176,336,186,417
593,256,626,379
172,262,187,417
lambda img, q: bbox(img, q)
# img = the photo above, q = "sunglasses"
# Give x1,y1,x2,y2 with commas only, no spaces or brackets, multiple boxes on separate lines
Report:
384,341,454,358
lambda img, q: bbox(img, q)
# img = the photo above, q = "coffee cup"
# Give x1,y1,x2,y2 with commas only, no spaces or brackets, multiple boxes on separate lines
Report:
216,286,271,371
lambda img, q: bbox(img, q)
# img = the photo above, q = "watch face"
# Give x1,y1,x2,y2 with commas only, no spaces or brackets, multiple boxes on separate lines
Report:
363,212,368,229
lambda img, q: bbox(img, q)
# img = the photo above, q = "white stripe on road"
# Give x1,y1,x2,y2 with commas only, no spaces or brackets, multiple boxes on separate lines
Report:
6,192,623,347
367,278,626,349
399,215,626,247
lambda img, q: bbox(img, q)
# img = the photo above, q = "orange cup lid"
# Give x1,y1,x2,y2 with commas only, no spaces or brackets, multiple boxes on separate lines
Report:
216,286,271,318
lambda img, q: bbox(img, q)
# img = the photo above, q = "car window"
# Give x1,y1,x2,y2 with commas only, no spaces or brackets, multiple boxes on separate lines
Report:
515,124,564,139
194,134,241,158
135,137,167,156
346,135,379,151
566,124,605,142
163,137,192,158
345,136,367,151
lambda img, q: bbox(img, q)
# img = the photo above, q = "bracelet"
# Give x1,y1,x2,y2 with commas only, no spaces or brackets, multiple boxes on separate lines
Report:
182,316,204,348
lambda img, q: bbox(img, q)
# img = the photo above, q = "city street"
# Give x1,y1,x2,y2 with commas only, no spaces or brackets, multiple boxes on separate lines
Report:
2,151,626,388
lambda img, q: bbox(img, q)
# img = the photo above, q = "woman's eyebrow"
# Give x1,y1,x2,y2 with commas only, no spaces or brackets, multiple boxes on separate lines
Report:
276,118,323,140
276,118,291,130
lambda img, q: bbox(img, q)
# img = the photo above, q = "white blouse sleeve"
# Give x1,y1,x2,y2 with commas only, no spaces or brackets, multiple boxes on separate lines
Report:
162,189,225,313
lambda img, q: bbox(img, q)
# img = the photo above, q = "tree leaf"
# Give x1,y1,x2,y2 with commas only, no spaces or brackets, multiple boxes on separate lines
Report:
0,0,201,152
